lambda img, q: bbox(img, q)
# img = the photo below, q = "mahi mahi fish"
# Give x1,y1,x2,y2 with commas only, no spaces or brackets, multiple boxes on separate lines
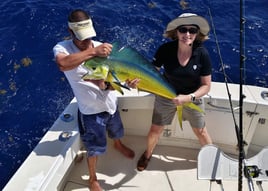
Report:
82,42,203,128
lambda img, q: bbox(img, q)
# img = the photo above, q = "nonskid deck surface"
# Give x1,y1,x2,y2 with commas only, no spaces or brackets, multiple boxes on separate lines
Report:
63,135,268,191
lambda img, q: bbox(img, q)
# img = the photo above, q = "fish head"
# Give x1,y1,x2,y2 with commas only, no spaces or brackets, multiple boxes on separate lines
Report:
82,58,109,80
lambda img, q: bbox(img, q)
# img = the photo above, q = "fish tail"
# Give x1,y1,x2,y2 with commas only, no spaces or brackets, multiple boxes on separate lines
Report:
176,103,204,129
176,106,183,130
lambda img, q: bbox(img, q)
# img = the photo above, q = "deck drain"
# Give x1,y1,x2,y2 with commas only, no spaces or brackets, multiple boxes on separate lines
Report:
60,113,74,122
261,91,268,101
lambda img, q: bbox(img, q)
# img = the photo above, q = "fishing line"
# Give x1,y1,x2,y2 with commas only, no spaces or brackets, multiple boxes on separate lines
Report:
206,6,241,145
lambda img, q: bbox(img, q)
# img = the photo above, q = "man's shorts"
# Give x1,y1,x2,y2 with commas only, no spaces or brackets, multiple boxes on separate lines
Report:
152,95,205,128
78,109,124,157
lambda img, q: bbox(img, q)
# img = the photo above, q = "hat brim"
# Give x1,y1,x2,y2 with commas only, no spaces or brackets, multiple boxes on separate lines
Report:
73,27,96,41
68,19,96,41
165,15,210,35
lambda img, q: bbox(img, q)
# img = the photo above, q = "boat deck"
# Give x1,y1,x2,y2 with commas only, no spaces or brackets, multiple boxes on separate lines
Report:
62,135,268,191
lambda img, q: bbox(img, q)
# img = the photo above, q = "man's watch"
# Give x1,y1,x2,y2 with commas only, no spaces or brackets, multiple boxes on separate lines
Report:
190,93,196,102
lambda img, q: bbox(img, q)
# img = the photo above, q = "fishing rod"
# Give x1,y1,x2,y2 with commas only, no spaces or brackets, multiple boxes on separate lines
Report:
238,0,257,190
207,2,243,165
238,0,246,189
207,1,256,190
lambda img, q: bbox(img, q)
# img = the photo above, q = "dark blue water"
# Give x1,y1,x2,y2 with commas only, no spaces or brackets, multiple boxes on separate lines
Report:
0,0,267,189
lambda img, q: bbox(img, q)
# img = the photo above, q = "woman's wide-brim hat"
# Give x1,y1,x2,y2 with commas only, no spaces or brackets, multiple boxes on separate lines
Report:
165,13,210,36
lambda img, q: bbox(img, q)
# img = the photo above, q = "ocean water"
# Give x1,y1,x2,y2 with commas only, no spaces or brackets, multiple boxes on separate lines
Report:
0,0,267,189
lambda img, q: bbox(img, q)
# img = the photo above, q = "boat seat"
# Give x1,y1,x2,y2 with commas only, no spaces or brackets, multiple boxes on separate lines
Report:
197,144,268,182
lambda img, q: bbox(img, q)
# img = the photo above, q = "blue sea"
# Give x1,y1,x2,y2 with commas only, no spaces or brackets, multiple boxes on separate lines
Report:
0,0,267,189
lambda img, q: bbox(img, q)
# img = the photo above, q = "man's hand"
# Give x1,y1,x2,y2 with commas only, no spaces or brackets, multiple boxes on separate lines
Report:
125,78,140,89
94,43,113,57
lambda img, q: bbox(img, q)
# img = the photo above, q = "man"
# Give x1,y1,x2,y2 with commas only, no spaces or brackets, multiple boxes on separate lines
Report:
53,9,138,191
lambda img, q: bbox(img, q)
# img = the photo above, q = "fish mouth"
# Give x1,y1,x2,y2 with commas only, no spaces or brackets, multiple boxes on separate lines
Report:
82,65,109,80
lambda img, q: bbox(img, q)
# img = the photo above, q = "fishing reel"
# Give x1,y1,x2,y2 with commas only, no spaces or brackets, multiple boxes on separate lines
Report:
244,165,265,178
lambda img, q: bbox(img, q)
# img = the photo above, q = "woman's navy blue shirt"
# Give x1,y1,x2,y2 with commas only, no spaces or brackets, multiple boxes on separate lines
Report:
152,40,212,95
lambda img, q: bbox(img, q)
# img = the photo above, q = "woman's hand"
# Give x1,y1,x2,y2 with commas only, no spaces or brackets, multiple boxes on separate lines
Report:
172,94,191,106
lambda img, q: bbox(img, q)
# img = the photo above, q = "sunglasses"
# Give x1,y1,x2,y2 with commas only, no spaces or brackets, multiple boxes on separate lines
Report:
177,27,198,34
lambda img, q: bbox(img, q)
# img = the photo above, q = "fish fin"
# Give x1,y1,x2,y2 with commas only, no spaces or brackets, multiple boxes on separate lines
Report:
176,106,183,130
111,42,157,72
113,82,130,90
184,102,204,113
110,82,124,95
110,70,121,82
109,71,131,91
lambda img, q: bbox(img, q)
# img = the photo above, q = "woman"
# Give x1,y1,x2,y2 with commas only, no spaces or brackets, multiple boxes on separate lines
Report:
137,13,213,171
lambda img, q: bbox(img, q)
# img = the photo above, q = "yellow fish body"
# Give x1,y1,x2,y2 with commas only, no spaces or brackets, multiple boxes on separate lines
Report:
82,42,203,128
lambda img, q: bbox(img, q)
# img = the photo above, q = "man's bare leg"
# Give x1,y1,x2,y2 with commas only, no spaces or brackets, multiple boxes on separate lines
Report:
114,139,135,159
87,156,102,191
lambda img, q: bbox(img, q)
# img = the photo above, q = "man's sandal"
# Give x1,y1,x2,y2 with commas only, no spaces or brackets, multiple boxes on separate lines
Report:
137,151,152,171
